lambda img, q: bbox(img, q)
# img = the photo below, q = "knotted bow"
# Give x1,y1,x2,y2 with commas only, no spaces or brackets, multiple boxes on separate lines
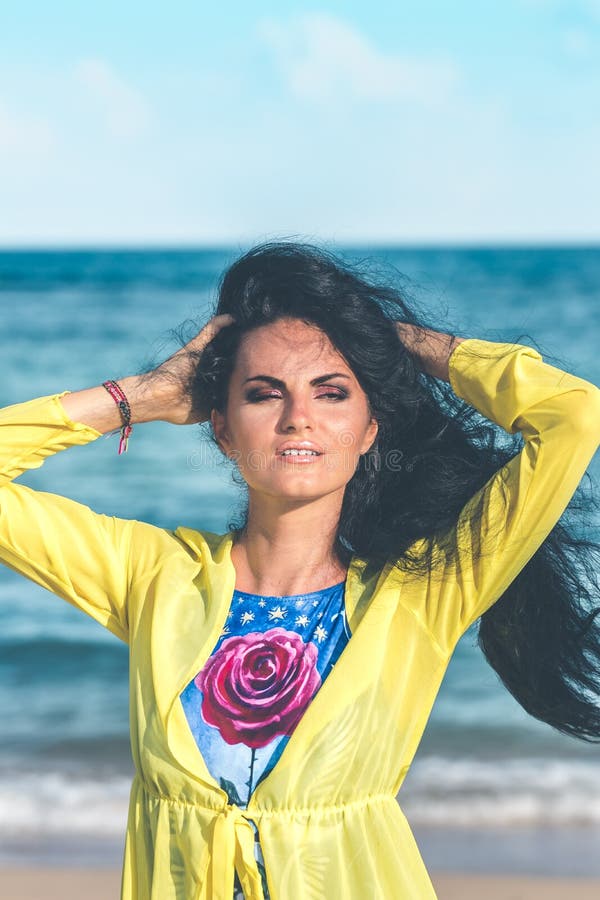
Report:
210,804,266,900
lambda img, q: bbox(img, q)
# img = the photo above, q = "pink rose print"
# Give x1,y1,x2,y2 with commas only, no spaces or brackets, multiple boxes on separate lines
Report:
195,627,321,748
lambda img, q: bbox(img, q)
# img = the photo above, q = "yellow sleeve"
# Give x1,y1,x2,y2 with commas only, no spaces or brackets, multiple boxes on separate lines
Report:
419,338,600,653
0,391,136,643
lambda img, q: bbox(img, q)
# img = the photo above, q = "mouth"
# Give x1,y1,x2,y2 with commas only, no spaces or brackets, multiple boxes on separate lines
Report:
276,450,323,463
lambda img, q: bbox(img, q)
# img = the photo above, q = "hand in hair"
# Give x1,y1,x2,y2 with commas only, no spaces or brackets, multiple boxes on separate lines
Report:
59,314,237,431
146,313,237,424
395,322,466,382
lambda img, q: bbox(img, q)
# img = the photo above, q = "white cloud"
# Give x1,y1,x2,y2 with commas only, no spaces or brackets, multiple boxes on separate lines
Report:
75,58,152,138
563,26,593,56
257,13,460,105
0,101,56,157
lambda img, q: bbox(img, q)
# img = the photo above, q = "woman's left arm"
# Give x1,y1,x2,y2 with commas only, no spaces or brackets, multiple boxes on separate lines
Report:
396,330,600,654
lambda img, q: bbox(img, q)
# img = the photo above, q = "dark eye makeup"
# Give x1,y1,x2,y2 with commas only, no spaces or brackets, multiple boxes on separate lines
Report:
245,389,348,402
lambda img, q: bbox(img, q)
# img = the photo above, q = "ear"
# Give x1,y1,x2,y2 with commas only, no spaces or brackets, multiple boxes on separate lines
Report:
210,408,232,457
360,417,379,455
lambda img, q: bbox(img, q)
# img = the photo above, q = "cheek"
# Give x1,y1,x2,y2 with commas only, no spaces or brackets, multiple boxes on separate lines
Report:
235,412,273,446
331,408,373,446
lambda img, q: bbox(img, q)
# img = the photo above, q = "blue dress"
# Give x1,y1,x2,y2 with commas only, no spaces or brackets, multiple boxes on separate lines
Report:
180,579,351,898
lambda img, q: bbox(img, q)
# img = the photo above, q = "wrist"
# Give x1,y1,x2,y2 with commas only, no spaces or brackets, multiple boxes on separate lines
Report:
118,374,178,424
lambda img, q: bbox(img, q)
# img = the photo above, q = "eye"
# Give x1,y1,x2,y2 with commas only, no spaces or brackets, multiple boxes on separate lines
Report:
245,389,348,402
246,391,279,402
317,391,347,400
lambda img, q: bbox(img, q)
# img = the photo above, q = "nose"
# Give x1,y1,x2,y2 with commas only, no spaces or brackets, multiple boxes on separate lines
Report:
280,392,315,432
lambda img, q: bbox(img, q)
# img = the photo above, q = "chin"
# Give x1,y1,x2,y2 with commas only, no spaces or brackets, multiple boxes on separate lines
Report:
265,476,348,501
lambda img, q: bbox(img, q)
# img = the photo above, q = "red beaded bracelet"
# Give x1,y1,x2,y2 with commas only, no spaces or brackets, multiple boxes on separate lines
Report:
102,380,133,454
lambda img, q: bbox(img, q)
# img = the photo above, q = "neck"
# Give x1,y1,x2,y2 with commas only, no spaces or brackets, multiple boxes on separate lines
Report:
231,493,350,596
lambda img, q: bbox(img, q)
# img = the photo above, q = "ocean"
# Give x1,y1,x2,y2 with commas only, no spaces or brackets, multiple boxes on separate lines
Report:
1,246,599,874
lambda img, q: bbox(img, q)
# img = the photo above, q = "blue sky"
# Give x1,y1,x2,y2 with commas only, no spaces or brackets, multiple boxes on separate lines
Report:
2,0,599,245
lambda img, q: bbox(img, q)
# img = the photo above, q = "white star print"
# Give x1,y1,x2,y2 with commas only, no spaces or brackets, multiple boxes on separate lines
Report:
220,625,231,636
240,611,255,625
314,624,328,643
237,596,246,603
312,600,319,607
268,605,287,621
227,611,234,620
258,600,266,607
295,614,309,627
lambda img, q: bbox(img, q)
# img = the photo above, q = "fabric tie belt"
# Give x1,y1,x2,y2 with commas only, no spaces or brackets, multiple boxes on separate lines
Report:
210,804,266,900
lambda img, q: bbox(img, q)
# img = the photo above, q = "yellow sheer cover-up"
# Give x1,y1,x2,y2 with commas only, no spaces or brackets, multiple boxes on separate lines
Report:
1,338,599,899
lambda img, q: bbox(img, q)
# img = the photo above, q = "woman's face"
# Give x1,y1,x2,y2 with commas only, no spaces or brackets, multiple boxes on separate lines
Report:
211,318,379,503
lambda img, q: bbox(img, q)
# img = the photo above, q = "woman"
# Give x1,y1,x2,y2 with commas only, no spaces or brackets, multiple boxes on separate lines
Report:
1,241,600,899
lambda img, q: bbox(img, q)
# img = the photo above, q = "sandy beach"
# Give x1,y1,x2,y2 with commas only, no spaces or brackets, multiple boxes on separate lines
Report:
431,872,600,898
2,868,600,899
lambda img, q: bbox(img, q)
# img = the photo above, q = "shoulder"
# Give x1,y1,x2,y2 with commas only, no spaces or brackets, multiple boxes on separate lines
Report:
170,526,231,564
125,522,229,577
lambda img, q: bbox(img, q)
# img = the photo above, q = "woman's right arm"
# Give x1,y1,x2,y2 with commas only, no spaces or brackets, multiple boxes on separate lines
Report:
60,312,236,430
0,391,137,641
0,313,236,642
59,374,178,434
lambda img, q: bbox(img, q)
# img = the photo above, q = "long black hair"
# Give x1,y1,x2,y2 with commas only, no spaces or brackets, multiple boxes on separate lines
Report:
163,241,600,743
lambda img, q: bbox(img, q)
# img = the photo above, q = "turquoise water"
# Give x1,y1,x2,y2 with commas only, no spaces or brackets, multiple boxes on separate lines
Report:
1,247,599,870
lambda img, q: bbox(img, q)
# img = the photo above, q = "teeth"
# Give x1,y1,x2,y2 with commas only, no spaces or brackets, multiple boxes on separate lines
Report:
281,449,318,456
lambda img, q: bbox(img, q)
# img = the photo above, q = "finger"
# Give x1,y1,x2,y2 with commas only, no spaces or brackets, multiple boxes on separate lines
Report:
203,313,236,336
182,315,236,352
209,314,235,326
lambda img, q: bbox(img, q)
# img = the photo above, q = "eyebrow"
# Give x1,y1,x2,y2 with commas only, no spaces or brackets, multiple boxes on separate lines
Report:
243,373,351,388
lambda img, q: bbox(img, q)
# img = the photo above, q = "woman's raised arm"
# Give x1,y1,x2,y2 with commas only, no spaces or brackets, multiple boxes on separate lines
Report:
0,313,235,642
395,322,466,381
403,337,600,655
59,312,236,430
